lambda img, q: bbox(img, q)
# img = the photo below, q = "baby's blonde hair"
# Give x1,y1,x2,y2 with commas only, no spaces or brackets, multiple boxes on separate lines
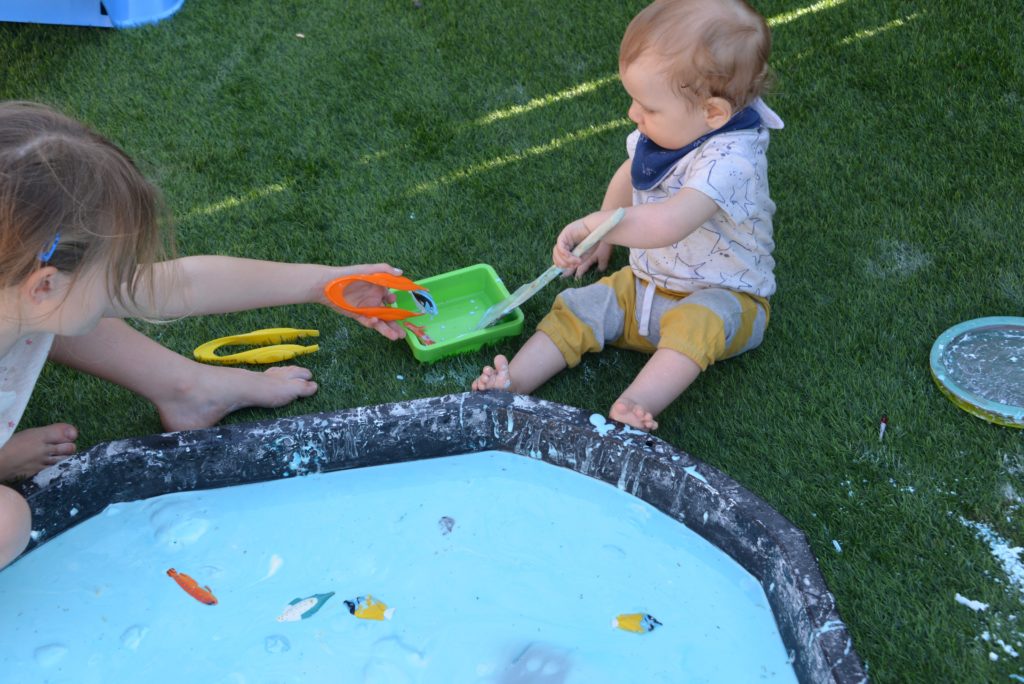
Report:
620,0,772,110
0,101,174,312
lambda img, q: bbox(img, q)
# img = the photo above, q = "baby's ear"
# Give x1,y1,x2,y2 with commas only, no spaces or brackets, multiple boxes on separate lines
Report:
704,97,734,129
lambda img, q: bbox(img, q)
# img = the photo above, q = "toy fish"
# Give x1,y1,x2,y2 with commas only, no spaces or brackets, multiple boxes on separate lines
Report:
412,290,438,316
167,568,218,605
404,322,435,346
613,613,662,633
344,595,394,621
277,592,335,622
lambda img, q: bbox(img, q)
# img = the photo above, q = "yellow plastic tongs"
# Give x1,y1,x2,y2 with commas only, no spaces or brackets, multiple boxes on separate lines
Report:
193,328,320,365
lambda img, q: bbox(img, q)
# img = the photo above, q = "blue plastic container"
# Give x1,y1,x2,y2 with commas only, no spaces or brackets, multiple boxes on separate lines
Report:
0,0,185,29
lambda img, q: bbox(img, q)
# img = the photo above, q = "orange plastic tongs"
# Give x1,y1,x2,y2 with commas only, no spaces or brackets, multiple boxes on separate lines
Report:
323,273,435,321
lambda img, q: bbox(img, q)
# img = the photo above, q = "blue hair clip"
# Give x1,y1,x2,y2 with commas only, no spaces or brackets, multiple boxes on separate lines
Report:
38,232,61,262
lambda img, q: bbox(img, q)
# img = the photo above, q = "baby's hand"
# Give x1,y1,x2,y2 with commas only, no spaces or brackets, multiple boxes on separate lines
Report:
553,219,593,272
569,241,613,278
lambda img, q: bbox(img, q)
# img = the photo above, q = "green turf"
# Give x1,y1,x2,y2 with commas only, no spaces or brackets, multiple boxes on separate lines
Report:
3,0,1024,680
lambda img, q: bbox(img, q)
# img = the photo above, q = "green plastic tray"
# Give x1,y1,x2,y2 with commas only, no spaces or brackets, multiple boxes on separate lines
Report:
393,263,524,363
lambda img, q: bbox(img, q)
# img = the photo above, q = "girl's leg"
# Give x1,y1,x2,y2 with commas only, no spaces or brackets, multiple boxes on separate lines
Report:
471,331,567,394
0,485,31,570
50,318,317,432
609,348,701,431
0,424,78,480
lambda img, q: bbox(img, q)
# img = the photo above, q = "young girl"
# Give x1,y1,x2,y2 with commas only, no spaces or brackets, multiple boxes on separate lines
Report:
0,101,407,569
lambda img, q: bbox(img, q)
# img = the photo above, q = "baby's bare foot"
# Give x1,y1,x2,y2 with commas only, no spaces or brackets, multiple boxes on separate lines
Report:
610,398,659,431
156,365,318,432
471,355,512,391
0,424,78,480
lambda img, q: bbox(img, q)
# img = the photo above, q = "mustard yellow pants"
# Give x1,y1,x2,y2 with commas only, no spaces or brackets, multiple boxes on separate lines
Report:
537,266,770,371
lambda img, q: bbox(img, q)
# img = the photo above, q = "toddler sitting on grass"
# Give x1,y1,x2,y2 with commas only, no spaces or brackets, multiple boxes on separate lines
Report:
473,0,783,431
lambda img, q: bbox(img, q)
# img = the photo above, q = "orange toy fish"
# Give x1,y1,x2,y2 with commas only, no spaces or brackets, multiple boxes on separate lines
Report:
167,568,218,605
403,322,435,346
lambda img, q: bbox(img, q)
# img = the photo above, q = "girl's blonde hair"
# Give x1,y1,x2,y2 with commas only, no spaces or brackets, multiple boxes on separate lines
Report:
620,0,772,110
0,101,174,312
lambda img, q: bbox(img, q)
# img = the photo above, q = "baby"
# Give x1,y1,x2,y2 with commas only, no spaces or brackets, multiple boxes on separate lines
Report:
473,0,783,431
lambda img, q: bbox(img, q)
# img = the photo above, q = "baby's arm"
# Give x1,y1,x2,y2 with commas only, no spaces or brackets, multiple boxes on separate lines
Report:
112,258,407,339
568,160,634,277
554,187,718,271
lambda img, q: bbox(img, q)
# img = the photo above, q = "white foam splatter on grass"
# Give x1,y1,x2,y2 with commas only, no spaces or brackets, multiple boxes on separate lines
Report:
960,517,1024,598
955,593,989,612
953,514,1024,666
864,239,933,279
999,637,1020,657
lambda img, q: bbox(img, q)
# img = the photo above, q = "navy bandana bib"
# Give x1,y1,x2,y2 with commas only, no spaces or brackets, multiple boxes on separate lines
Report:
631,107,762,190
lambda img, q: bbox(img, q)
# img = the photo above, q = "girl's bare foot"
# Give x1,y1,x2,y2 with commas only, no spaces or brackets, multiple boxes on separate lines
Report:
0,424,78,480
155,365,318,433
471,355,512,391
610,397,659,431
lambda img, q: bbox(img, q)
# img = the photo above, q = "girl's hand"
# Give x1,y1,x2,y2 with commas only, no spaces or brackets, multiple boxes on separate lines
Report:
321,263,407,341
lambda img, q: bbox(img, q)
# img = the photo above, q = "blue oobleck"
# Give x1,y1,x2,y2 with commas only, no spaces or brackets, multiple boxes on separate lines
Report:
0,451,796,683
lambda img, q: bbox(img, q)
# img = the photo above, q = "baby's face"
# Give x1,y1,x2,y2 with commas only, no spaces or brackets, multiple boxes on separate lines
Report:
620,53,713,150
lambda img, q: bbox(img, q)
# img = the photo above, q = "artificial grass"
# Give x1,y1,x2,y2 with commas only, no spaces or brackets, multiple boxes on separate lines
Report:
2,0,1023,681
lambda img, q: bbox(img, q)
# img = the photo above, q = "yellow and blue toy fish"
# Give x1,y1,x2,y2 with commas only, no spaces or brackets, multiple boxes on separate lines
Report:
613,613,662,633
344,594,395,621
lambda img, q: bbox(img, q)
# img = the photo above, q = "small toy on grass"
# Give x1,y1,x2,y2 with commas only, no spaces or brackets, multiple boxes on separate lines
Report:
193,328,320,365
167,568,218,605
324,273,436,345
344,594,394,621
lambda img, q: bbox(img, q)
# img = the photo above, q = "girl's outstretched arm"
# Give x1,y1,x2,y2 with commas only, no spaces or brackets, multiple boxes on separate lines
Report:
115,258,407,339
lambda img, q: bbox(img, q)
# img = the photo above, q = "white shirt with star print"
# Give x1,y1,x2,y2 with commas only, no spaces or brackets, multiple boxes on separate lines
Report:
0,333,54,448
626,101,782,298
